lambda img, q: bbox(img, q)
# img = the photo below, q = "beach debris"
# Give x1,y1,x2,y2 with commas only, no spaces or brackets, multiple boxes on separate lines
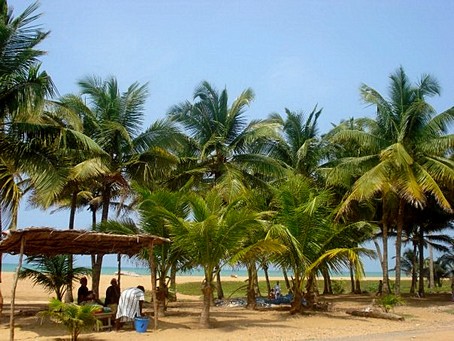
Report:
214,298,246,307
346,308,404,321
114,271,140,277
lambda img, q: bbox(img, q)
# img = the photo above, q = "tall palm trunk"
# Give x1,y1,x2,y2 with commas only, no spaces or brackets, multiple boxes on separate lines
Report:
418,227,425,297
394,199,405,296
410,241,418,294
381,203,390,294
215,265,224,299
282,267,291,292
261,261,271,294
169,264,177,302
157,270,167,315
91,185,111,297
349,262,355,293
246,263,256,310
290,270,303,314
200,277,213,328
322,268,332,294
66,191,78,302
304,273,318,309
428,240,435,290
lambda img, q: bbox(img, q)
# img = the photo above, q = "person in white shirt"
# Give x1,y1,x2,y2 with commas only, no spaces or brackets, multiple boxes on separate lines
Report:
115,285,145,330
274,281,281,299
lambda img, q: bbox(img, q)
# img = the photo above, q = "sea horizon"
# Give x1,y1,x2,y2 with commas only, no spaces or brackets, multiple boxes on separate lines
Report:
1,262,388,279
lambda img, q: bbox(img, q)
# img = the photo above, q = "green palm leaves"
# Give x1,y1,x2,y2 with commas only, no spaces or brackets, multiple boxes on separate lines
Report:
168,81,283,188
328,67,454,294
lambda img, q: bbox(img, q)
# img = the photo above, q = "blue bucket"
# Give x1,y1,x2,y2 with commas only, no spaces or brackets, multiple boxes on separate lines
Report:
134,317,149,333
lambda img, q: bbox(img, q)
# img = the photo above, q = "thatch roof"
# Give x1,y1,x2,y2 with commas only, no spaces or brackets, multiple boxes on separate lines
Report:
0,227,171,257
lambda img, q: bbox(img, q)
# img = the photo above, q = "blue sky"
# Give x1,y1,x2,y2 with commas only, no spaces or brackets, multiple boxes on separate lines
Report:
7,1,454,270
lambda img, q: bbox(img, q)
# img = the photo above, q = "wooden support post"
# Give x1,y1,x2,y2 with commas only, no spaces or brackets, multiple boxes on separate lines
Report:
10,236,25,341
117,253,121,289
149,241,158,330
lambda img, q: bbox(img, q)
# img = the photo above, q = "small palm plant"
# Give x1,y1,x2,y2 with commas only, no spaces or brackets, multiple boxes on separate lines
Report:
39,298,101,341
378,294,405,313
19,255,91,300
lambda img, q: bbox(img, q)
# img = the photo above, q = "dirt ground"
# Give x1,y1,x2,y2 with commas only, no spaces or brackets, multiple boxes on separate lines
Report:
1,274,453,340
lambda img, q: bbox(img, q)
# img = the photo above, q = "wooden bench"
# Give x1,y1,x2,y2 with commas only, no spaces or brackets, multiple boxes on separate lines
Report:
93,312,115,331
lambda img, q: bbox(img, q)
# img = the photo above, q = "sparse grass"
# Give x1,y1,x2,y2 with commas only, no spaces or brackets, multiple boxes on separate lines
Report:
445,308,454,315
175,279,453,297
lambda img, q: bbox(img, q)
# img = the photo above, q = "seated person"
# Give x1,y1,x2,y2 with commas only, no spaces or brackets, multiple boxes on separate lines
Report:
77,277,89,304
105,278,121,315
115,285,145,330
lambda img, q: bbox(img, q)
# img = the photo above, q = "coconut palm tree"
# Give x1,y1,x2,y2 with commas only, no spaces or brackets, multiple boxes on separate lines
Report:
169,186,260,328
271,173,374,313
168,81,284,298
19,255,91,301
0,0,56,229
64,76,182,296
167,81,284,188
266,106,323,178
327,67,454,295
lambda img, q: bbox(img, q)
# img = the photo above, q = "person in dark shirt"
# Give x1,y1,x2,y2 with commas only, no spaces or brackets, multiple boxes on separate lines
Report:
77,277,89,304
105,278,121,314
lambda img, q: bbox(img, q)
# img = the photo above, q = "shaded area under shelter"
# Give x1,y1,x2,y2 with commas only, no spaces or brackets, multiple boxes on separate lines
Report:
0,227,171,340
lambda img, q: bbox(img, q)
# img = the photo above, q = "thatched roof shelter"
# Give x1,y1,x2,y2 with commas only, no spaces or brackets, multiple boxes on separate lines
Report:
0,227,171,256
0,227,171,340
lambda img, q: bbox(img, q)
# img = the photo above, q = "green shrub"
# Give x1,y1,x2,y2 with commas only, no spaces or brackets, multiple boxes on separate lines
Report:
378,294,405,313
38,299,101,341
331,280,345,294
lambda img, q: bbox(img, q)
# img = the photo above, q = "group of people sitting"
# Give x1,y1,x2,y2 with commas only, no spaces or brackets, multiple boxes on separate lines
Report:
77,276,145,331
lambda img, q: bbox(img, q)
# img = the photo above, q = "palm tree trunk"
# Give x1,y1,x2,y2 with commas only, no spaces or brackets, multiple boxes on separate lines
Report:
261,261,271,294
394,199,405,296
418,227,425,297
169,264,177,302
215,265,224,299
91,185,110,297
253,265,260,297
304,273,318,309
200,277,213,328
246,263,256,310
322,268,331,294
382,207,390,294
349,262,355,293
66,191,78,303
428,240,435,290
410,241,418,294
355,278,361,294
290,270,303,314
282,267,291,292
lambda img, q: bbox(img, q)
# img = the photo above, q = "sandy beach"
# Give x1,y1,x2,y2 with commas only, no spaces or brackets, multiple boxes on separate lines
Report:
1,272,453,340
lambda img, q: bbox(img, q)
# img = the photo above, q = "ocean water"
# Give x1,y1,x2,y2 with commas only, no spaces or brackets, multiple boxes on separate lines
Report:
1,263,386,278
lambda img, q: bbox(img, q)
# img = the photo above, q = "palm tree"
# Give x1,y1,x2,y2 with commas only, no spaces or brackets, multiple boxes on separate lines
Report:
19,255,91,301
167,80,284,188
0,0,55,315
169,187,259,328
0,0,55,229
168,81,284,298
267,106,323,178
327,67,454,295
65,76,182,296
271,173,374,313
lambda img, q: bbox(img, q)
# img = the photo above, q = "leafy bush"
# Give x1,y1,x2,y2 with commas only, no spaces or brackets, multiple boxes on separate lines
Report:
378,294,405,313
331,280,345,294
38,299,101,341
